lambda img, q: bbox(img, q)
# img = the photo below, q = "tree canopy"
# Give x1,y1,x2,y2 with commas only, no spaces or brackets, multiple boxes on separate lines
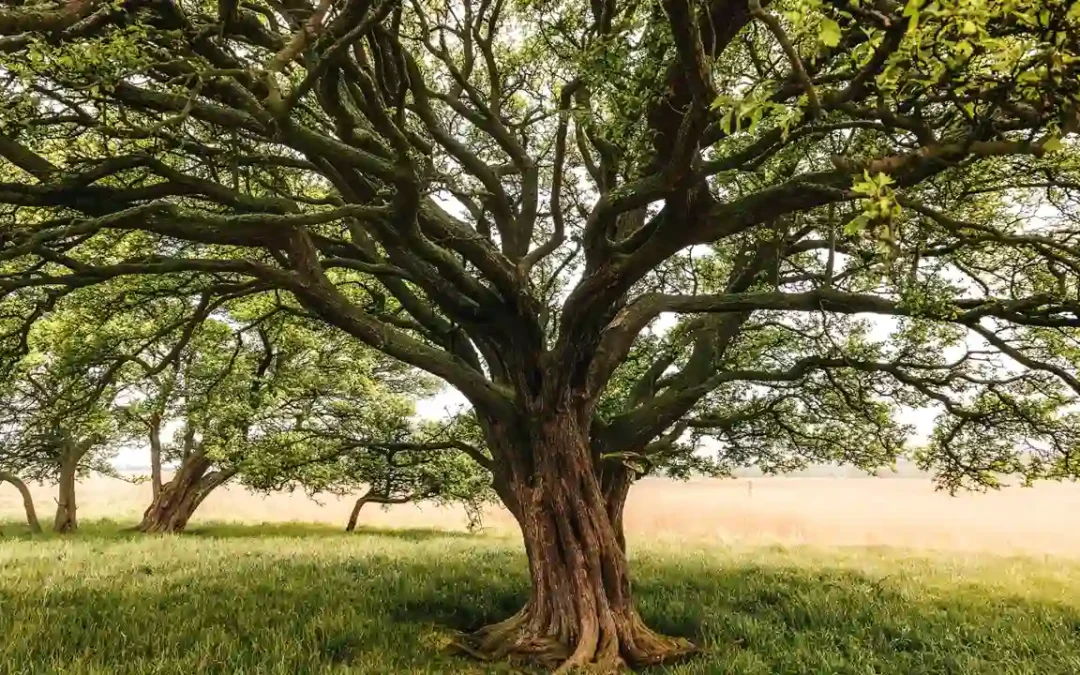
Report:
1,0,1080,670
0,275,490,534
0,282,189,531
130,301,492,533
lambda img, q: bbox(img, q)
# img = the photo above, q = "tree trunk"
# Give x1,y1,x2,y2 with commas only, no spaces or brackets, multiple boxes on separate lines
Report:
345,491,413,532
600,465,634,553
139,453,234,534
346,494,370,532
149,414,163,500
53,451,78,533
457,413,693,673
0,470,42,534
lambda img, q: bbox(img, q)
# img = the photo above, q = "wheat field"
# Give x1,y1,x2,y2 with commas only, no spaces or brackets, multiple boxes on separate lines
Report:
5,475,1080,556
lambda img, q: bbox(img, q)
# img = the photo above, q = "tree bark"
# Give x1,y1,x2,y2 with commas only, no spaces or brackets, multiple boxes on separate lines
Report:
0,470,42,533
457,412,693,673
53,450,78,533
600,465,634,553
346,491,413,532
345,494,369,532
138,452,234,533
149,413,163,500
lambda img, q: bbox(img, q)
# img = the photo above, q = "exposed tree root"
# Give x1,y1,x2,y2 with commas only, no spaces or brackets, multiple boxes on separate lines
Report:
451,605,696,673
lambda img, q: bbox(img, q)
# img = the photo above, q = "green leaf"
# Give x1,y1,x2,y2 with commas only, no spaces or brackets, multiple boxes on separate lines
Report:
1042,136,1064,153
720,109,734,135
844,214,870,235
819,18,842,47
873,172,895,188
902,0,922,16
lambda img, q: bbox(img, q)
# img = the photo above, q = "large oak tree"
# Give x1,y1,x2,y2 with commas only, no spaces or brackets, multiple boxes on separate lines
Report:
2,0,1080,670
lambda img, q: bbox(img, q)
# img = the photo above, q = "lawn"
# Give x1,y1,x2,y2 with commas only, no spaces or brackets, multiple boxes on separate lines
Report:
2,522,1080,674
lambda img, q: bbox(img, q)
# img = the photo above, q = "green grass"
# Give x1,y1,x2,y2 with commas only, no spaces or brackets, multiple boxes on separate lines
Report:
2,522,1080,674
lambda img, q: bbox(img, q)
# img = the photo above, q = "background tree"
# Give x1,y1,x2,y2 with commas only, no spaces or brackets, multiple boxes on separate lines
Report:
0,468,42,533
131,299,486,533
129,305,339,534
0,305,128,532
0,277,241,532
2,0,1080,669
246,412,494,532
132,313,264,534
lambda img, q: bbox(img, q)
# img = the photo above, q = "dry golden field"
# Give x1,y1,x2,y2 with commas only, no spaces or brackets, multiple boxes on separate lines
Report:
5,475,1080,556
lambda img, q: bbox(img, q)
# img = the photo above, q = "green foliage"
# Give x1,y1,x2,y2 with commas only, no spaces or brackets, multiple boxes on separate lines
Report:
1,0,1080,511
818,17,841,47
120,297,492,516
0,293,140,483
243,409,494,531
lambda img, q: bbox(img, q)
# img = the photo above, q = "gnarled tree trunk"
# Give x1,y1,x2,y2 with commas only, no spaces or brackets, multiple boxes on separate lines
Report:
457,411,693,673
0,470,42,534
53,450,79,533
139,452,235,533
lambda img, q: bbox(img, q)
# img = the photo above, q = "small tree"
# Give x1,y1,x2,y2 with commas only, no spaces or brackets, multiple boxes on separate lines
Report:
244,411,494,532
132,301,470,533
0,310,123,532
339,437,494,533
133,314,287,533
0,468,42,534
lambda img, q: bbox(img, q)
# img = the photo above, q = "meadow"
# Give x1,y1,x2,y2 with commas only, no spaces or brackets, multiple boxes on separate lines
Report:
3,477,1080,674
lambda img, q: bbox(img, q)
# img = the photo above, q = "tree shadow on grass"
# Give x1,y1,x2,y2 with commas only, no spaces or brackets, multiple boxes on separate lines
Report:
1,533,1079,674
1,519,486,543
185,521,484,542
0,518,146,541
183,521,349,539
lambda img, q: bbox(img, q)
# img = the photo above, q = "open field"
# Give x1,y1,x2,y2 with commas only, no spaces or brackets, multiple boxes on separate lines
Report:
2,522,1080,674
5,475,1080,555
4,478,1080,674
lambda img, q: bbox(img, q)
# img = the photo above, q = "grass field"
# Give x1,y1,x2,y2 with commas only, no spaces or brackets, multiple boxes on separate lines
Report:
3,478,1080,674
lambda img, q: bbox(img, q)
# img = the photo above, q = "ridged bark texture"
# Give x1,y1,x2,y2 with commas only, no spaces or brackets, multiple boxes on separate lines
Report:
457,412,694,673
139,453,234,533
53,451,78,533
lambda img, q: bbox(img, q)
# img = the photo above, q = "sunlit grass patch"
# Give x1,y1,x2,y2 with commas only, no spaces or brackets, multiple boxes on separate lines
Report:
2,521,1079,674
